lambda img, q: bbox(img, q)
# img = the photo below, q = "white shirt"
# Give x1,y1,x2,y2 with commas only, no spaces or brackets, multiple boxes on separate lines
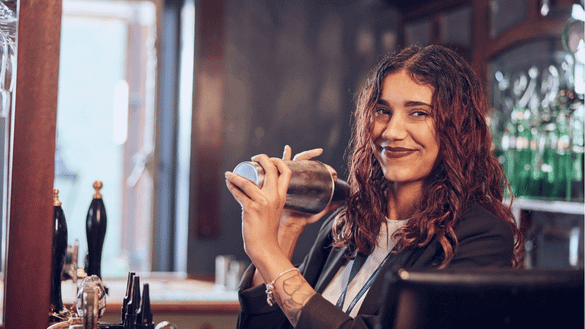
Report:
321,219,408,317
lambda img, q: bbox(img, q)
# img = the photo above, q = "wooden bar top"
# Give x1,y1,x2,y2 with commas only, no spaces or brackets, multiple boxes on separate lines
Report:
62,276,241,315
0,276,241,321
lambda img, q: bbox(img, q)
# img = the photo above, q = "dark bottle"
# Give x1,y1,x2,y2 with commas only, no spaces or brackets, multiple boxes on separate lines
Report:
136,283,154,328
86,181,107,278
122,272,136,324
124,275,141,329
50,189,69,322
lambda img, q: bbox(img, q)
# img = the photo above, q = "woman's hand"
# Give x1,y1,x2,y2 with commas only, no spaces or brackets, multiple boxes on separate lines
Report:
225,153,291,261
280,146,340,227
278,146,342,259
225,150,320,325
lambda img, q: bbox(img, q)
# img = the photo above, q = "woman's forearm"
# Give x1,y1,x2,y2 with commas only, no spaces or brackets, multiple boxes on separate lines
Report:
251,247,316,327
278,221,305,260
250,222,304,287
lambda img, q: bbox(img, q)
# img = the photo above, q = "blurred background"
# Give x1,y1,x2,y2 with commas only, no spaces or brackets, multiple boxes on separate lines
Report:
0,0,583,327
1,0,583,296
41,0,585,277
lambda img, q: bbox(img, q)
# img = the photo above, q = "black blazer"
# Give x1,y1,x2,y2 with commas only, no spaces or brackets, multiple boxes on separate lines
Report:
237,203,515,329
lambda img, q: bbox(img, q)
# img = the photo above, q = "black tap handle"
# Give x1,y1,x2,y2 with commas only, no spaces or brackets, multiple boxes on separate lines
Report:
50,189,68,318
86,181,107,278
122,272,136,324
124,275,140,329
136,283,154,328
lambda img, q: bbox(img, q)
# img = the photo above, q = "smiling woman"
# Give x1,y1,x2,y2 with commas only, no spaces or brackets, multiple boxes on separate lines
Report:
227,45,524,329
371,70,439,197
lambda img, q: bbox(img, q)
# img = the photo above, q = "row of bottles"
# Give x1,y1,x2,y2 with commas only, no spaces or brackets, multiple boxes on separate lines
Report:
493,55,585,201
500,89,584,200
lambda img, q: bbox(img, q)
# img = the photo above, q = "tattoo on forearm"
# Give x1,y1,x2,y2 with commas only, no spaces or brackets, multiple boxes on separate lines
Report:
275,272,314,326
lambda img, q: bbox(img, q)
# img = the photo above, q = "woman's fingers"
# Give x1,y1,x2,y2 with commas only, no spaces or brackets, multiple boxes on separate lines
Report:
225,171,259,206
272,157,292,204
251,154,279,191
323,164,338,181
282,145,292,161
292,148,323,161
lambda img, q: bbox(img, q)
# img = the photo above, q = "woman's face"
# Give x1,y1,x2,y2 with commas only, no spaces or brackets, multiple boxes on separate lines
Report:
371,70,440,187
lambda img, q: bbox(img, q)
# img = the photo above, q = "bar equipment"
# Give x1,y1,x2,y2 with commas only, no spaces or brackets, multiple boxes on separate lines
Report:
136,284,154,328
121,272,135,325
81,286,99,329
233,160,349,214
76,275,107,320
124,275,140,329
85,181,107,279
50,189,70,322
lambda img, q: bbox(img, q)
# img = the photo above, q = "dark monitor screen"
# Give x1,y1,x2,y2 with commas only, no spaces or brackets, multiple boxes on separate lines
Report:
377,268,584,329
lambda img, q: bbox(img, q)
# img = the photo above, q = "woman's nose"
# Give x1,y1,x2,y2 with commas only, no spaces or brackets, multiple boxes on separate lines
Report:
381,114,408,140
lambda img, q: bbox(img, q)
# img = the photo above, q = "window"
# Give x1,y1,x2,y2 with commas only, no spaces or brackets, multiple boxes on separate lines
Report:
56,0,159,276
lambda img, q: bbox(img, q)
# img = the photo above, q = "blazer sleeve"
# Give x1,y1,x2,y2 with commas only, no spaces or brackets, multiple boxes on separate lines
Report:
447,203,515,269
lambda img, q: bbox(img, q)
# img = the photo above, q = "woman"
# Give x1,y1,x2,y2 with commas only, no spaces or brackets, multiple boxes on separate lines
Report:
225,45,524,328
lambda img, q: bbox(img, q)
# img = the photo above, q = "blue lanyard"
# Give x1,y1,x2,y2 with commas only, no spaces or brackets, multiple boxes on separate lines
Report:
335,251,392,315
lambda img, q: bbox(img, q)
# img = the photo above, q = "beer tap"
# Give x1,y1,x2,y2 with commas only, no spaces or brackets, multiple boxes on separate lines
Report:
85,181,107,279
50,189,69,322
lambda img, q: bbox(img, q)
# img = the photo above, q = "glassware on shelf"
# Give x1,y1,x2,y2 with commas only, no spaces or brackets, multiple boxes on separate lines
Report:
492,49,584,202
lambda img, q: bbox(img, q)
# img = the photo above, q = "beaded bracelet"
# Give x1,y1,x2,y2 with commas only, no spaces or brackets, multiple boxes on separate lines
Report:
265,268,300,306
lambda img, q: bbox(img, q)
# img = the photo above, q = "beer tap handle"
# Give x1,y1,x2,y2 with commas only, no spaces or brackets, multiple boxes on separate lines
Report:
86,181,107,279
122,272,136,324
136,283,154,328
50,189,69,322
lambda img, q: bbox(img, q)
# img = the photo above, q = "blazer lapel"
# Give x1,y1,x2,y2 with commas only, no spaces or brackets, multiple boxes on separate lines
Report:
314,245,348,293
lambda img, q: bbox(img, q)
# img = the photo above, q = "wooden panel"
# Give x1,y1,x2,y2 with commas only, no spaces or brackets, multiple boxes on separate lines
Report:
190,0,225,239
3,0,62,328
471,0,489,86
402,0,470,20
484,18,568,60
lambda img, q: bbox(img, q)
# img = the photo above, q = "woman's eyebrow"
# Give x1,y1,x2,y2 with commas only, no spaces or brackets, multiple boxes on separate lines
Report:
376,99,390,106
377,99,433,109
404,100,432,108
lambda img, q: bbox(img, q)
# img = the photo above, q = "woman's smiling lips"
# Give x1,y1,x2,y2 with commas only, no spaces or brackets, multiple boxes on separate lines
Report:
380,146,416,158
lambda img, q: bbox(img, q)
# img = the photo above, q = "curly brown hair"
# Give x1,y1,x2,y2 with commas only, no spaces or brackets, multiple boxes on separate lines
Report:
332,45,524,268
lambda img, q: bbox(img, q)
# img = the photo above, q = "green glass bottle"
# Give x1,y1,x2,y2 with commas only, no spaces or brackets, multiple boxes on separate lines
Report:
555,111,571,199
501,121,517,197
542,122,558,198
515,110,532,197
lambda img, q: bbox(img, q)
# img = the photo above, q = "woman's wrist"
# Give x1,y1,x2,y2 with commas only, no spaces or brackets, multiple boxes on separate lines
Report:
278,221,305,259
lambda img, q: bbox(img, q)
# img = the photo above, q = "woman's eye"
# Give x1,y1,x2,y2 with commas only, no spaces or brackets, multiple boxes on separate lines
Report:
375,108,390,117
412,110,429,117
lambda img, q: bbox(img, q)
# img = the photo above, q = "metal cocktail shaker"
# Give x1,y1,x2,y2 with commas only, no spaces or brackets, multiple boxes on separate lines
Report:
233,160,349,214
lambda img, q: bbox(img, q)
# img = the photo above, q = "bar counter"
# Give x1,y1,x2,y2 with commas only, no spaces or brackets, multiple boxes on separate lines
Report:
2,275,241,328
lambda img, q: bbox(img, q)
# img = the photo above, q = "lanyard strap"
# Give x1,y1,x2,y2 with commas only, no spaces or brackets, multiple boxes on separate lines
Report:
335,251,392,315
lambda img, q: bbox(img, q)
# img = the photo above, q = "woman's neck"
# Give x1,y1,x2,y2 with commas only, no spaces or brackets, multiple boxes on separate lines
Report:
386,181,424,221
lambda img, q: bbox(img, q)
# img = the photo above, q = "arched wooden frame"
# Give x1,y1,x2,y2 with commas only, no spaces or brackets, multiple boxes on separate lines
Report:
472,0,576,90
396,0,576,91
